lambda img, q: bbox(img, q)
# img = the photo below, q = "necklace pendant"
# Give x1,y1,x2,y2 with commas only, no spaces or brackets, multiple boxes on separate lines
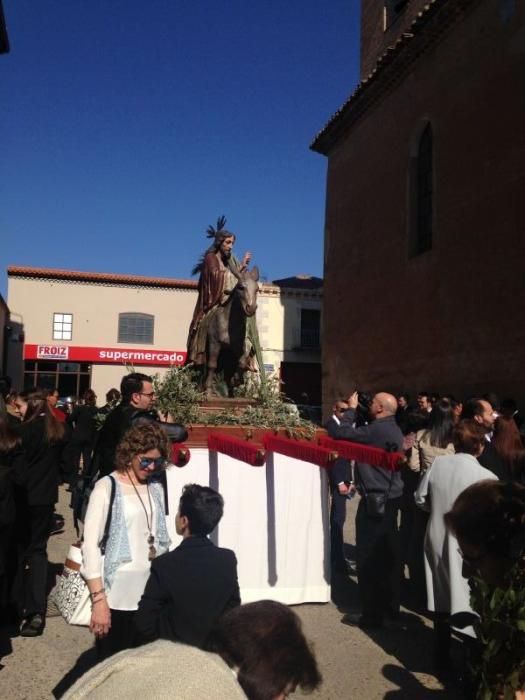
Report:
147,534,155,545
148,544,157,561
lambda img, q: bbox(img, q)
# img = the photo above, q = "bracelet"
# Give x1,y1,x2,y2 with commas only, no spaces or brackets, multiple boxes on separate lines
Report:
90,588,105,601
91,597,107,606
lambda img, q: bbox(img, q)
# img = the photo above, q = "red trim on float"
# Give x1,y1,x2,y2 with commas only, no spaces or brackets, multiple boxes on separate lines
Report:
263,434,337,469
318,436,404,471
208,433,266,466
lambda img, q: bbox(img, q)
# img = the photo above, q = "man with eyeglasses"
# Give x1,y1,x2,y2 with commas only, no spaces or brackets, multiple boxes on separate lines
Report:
94,373,157,478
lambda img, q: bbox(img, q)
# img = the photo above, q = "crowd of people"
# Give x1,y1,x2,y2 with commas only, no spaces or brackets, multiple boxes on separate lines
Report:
327,389,525,699
0,373,321,700
1,371,524,698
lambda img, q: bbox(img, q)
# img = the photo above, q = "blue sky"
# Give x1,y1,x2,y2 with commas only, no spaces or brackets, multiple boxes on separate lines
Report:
1,1,360,296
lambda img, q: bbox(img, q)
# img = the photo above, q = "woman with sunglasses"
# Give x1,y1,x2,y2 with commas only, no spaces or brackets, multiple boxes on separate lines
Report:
81,422,171,660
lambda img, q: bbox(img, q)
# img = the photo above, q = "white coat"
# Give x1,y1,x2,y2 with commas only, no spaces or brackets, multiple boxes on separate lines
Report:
415,452,497,633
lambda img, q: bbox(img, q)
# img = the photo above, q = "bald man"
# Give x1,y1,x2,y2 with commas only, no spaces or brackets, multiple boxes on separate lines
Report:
332,391,404,629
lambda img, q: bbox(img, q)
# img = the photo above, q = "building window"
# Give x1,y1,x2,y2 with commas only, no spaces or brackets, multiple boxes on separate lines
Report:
24,360,91,399
300,309,321,349
384,0,408,29
409,122,433,256
53,313,73,340
118,312,154,344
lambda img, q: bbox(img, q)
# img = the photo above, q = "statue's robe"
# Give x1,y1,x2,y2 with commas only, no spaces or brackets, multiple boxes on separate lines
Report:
187,252,239,366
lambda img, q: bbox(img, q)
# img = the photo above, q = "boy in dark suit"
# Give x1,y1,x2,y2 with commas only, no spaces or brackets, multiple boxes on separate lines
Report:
135,484,240,647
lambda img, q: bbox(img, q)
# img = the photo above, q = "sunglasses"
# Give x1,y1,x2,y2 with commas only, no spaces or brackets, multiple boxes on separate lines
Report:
138,457,166,470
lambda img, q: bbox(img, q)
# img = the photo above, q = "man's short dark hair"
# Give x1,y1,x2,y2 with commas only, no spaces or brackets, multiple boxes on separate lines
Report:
179,484,224,536
120,372,152,402
106,387,121,404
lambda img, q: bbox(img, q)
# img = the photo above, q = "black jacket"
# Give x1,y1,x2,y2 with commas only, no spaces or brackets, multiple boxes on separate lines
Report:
94,403,140,477
17,416,67,505
68,404,99,444
325,415,352,486
95,404,188,478
135,536,240,647
331,410,404,499
0,443,27,526
478,441,514,482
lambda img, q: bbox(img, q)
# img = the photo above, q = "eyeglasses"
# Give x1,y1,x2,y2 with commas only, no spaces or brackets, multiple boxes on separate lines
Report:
335,407,348,413
139,392,155,397
138,457,166,470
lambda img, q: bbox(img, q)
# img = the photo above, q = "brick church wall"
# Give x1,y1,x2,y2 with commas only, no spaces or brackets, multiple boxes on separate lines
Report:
321,0,525,408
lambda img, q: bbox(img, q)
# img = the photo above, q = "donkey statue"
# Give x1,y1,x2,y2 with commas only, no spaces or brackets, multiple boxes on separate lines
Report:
205,266,259,396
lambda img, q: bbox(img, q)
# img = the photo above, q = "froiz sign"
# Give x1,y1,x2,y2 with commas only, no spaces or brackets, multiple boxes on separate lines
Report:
37,345,69,359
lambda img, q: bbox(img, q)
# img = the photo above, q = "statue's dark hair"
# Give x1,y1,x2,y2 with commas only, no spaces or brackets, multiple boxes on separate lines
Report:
192,215,236,276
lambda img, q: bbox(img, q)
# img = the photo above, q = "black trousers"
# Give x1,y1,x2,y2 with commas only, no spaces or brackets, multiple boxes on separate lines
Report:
18,504,54,617
355,496,402,622
66,442,93,487
330,490,347,569
96,609,144,661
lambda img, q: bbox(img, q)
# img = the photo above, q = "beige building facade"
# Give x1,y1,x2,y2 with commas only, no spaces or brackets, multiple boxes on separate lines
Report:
6,267,322,404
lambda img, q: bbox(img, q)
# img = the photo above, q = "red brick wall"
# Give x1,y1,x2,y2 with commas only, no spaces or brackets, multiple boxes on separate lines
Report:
323,0,525,411
361,0,439,79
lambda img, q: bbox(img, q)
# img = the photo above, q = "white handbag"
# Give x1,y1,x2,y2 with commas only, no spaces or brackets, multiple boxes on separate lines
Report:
50,475,116,627
49,543,91,626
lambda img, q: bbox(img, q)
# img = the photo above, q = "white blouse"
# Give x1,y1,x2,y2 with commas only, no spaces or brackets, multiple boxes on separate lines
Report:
81,472,162,611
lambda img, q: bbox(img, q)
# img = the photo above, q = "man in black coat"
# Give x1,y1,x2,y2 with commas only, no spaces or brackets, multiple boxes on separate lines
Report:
325,399,354,573
94,373,156,478
135,484,240,647
331,391,404,629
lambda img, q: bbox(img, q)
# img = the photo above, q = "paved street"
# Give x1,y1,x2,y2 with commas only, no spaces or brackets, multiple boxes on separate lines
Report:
0,488,462,699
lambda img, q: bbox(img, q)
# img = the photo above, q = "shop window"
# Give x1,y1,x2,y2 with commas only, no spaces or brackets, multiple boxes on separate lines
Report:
118,313,154,344
409,122,434,257
53,313,73,340
300,309,321,349
23,360,91,399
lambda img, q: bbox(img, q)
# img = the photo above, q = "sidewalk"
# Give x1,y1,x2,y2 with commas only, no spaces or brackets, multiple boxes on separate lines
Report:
0,487,460,699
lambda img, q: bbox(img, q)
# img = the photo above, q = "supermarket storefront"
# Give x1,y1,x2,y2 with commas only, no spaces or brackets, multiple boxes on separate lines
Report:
23,343,187,398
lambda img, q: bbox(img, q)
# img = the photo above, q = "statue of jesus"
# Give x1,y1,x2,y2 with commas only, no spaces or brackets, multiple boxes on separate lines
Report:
187,217,252,368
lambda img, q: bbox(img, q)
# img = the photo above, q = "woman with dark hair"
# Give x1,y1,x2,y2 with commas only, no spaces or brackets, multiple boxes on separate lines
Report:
81,422,171,660
62,600,322,700
445,481,525,699
66,388,99,486
415,420,497,670
207,600,321,700
490,415,525,483
15,389,66,636
0,411,27,616
409,398,456,474
404,399,456,603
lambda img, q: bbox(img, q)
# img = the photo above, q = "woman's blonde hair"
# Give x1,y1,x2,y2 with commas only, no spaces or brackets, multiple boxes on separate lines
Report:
114,421,170,472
